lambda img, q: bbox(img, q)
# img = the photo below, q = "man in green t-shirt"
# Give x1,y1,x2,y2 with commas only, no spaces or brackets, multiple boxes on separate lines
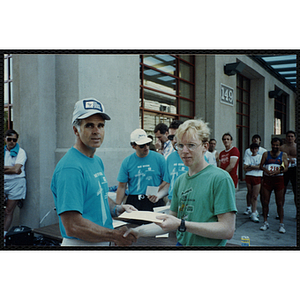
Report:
124,119,237,246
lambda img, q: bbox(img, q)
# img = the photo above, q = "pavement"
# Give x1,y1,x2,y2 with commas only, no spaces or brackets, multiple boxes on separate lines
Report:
229,181,298,247
5,181,296,249
127,181,298,248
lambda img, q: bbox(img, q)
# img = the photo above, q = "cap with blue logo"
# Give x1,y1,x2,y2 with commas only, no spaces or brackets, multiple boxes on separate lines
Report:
130,129,152,145
72,98,111,124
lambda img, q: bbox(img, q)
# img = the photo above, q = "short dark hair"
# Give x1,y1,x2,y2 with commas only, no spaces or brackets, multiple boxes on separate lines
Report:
169,120,183,130
250,143,259,150
286,130,296,137
209,138,217,143
5,129,19,139
252,134,261,141
154,123,169,134
271,137,283,146
222,133,233,140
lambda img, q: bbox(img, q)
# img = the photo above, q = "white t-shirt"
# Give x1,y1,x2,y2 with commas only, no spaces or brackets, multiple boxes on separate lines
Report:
4,147,27,180
244,146,267,162
244,154,263,177
205,150,217,166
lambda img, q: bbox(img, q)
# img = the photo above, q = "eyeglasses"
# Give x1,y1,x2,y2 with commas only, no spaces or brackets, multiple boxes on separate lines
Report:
175,143,201,151
138,143,150,149
168,135,175,141
6,138,17,142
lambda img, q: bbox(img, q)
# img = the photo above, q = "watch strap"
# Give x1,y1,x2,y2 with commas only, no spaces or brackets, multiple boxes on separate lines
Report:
178,219,186,232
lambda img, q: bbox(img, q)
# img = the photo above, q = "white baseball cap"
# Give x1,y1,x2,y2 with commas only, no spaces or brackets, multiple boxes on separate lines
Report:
130,129,152,145
72,98,111,124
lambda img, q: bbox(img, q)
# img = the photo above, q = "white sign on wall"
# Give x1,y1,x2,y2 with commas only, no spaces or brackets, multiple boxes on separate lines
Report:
220,83,234,106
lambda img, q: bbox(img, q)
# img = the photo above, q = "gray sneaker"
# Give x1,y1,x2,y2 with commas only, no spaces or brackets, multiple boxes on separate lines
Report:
260,222,269,231
250,211,260,219
250,213,259,223
244,207,252,215
279,224,286,234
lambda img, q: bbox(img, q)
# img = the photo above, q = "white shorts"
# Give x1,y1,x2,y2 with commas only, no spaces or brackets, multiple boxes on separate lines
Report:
61,238,110,247
4,178,26,200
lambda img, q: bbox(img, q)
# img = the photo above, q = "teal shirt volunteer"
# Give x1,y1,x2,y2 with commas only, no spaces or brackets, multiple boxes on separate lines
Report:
51,147,113,240
117,150,166,195
164,151,189,200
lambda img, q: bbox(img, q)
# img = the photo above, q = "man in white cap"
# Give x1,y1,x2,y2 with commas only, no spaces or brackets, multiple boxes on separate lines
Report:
51,98,137,246
115,129,166,220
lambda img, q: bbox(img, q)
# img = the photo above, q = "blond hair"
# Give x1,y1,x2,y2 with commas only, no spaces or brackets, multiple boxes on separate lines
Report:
175,119,210,143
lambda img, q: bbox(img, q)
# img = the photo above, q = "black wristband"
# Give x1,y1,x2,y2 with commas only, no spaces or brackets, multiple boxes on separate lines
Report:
178,219,186,232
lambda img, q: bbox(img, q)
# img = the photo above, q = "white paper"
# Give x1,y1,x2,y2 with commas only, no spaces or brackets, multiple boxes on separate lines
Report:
156,233,169,238
146,186,159,196
112,219,128,229
153,205,170,214
117,211,164,223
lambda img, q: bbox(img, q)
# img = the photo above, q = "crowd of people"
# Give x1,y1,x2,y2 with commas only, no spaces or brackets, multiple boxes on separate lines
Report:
4,97,297,247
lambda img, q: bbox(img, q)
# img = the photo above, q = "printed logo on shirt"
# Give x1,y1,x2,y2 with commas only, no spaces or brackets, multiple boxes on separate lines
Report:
267,158,281,164
94,172,104,178
97,181,108,224
220,156,229,164
181,188,193,197
186,205,194,213
135,169,146,192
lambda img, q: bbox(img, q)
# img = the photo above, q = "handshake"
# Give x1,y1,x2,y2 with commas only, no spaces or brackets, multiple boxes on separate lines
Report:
112,212,180,247
112,226,138,247
111,204,181,246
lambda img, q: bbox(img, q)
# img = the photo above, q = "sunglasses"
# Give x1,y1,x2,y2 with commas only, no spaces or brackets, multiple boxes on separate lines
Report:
7,138,17,142
168,135,175,141
138,143,150,148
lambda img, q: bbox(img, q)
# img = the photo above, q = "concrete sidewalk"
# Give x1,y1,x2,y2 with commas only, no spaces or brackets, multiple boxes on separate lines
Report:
229,181,297,247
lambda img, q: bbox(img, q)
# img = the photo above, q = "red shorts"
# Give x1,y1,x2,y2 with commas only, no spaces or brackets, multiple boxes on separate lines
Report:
263,175,284,191
230,174,238,188
245,175,261,186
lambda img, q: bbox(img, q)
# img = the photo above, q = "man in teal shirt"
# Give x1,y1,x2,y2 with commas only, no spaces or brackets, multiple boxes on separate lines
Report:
124,119,237,246
116,129,166,214
51,98,137,246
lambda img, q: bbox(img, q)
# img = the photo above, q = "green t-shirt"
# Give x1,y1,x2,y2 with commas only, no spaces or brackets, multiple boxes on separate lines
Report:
170,165,237,246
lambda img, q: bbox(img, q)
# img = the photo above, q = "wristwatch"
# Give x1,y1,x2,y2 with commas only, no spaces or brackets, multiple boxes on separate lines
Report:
178,219,186,232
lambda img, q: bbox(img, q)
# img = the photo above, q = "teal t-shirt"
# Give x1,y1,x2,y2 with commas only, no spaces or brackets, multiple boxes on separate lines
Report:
170,164,237,246
163,151,189,200
117,150,166,195
51,147,113,239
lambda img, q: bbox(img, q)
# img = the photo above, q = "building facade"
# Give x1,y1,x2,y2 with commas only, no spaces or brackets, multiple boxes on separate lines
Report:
6,53,297,230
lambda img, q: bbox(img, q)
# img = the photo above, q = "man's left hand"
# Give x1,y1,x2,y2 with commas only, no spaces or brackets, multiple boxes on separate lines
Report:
147,195,159,203
120,204,138,214
155,214,181,231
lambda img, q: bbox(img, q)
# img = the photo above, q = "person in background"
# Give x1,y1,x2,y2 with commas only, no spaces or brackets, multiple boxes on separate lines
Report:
151,120,189,205
243,134,267,215
154,123,175,159
280,130,297,209
124,119,237,246
51,98,137,246
116,129,166,218
219,133,240,188
147,135,156,151
259,137,288,233
243,143,263,223
4,129,27,239
205,138,219,166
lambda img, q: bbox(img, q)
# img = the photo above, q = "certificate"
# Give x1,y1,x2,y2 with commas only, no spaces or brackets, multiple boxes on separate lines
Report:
117,211,164,223
146,186,159,196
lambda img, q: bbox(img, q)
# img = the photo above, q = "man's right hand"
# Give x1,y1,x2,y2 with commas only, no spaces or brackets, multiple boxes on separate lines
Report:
114,226,137,246
123,228,139,240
